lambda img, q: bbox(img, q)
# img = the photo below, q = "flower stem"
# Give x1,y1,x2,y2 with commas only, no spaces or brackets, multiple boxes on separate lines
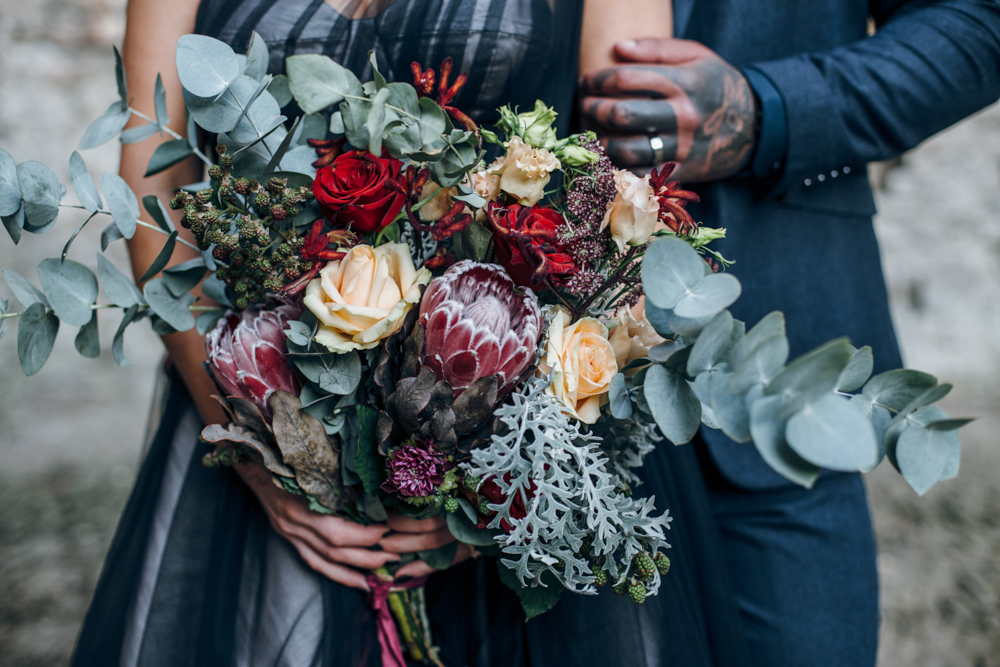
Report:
129,108,214,167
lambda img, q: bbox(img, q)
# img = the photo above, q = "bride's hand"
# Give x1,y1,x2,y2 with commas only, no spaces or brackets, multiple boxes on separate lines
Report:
379,514,474,580
235,462,397,592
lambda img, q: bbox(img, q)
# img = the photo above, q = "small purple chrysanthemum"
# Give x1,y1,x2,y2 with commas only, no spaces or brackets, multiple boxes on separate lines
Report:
381,440,455,498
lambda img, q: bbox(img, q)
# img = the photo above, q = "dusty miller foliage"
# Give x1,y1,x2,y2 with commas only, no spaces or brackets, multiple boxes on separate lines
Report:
463,376,672,594
593,419,660,487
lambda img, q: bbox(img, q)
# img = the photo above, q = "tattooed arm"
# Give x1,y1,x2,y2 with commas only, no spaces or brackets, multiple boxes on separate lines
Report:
580,39,757,182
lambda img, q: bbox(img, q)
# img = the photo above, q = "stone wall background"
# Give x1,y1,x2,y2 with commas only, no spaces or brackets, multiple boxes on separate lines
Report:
0,1,997,665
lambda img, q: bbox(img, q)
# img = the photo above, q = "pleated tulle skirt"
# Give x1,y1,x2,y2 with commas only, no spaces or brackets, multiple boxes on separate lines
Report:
71,371,751,667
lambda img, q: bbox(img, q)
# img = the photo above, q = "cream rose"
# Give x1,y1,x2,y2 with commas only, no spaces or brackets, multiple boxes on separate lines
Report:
601,169,660,252
609,308,665,372
539,308,619,424
496,136,561,206
469,169,502,203
304,243,431,353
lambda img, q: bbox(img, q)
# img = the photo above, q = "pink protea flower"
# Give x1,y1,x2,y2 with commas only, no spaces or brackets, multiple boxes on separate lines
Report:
381,440,454,498
205,302,302,419
418,261,542,393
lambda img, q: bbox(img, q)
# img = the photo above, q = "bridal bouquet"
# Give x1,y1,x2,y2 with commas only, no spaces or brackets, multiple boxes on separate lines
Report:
0,33,971,666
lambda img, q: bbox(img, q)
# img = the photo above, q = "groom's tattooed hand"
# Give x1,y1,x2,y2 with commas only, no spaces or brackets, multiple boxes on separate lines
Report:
580,39,757,182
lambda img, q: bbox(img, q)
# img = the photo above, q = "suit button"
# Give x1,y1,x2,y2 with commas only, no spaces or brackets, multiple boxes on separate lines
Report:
804,178,812,186
831,170,839,178
843,166,852,174
817,174,826,182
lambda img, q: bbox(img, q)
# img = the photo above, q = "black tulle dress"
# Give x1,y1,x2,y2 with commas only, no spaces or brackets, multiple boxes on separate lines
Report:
71,1,752,665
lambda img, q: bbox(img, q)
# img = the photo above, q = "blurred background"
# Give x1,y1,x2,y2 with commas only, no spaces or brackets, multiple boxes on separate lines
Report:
0,0,998,665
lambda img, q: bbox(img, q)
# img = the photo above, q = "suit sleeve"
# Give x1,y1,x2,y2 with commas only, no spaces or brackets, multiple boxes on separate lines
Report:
750,0,1000,192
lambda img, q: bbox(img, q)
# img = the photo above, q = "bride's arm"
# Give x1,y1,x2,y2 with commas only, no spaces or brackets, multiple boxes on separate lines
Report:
120,0,442,591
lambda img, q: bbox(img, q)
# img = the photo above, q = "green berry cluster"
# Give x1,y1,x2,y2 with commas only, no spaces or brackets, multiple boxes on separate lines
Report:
169,144,315,309
443,497,460,513
603,550,670,605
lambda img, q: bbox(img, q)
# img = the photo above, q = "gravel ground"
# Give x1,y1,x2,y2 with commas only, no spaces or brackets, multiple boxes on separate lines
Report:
0,1,998,665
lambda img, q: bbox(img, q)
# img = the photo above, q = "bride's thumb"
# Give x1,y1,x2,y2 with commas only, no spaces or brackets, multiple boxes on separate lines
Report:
614,37,704,64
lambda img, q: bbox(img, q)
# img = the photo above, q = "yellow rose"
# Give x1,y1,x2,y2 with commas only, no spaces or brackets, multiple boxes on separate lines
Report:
600,169,660,253
496,136,561,206
539,308,619,424
609,307,665,373
304,243,431,353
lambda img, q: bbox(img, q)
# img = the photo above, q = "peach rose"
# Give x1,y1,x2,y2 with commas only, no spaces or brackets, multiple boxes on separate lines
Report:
609,308,665,372
304,243,431,353
539,308,618,424
601,170,660,252
495,136,561,206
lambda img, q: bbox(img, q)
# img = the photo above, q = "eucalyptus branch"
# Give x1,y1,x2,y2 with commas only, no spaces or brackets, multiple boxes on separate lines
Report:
128,108,214,167
2,302,224,321
134,220,201,252
342,94,420,122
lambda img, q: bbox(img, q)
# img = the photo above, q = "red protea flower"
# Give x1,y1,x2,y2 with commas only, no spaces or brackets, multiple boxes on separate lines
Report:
418,261,541,394
205,302,302,419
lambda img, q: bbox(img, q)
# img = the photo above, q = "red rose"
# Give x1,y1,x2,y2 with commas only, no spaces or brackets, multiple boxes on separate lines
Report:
312,150,405,233
486,202,577,289
477,474,536,532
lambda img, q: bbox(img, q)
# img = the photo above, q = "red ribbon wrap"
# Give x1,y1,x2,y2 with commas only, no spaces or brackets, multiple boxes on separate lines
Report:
366,574,429,667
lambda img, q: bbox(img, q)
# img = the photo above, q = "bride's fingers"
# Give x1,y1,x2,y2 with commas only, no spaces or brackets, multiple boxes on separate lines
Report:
293,540,371,591
386,513,446,533
394,543,474,579
379,525,455,553
324,546,401,570
301,511,390,548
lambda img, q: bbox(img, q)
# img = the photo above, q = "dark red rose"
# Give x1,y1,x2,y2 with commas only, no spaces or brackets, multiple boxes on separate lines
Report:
477,474,536,532
312,150,405,233
486,202,577,289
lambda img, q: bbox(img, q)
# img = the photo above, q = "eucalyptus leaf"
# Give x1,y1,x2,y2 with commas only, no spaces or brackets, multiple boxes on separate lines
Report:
100,172,139,239
263,116,300,176
230,82,282,146
120,124,159,145
749,392,820,488
686,310,733,376
2,203,22,244
3,266,49,308
644,364,701,445
286,54,364,114
142,195,175,233
97,254,143,308
727,311,785,369
113,45,128,106
926,418,974,431
17,302,59,376
837,346,874,392
708,369,752,442
153,73,170,129
100,221,124,251
163,258,207,297
645,302,673,337
112,303,141,366
196,309,225,335
446,511,499,547
666,310,714,337
59,208,96,260
786,393,880,472
765,338,853,398
37,258,99,326
608,373,633,419
175,34,241,98
183,76,258,134
641,236,708,310
69,152,102,212
245,31,270,82
143,278,195,331
74,311,100,358
727,333,789,395
17,161,62,233
317,351,362,395
267,74,293,108
366,87,391,157
0,147,21,217
145,140,195,177
201,274,231,307
79,102,131,150
452,219,492,262
862,369,938,412
896,408,960,495
418,97,448,148
137,231,178,283
648,339,689,364
673,272,742,319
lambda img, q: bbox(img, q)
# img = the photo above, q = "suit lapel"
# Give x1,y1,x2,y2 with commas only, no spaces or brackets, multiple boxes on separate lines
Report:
673,0,696,38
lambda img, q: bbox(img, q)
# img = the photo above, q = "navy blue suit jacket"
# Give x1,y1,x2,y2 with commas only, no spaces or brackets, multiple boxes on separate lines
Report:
674,0,1000,489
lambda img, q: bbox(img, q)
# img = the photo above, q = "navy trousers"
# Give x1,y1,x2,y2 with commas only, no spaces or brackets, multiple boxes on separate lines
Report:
697,443,879,667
